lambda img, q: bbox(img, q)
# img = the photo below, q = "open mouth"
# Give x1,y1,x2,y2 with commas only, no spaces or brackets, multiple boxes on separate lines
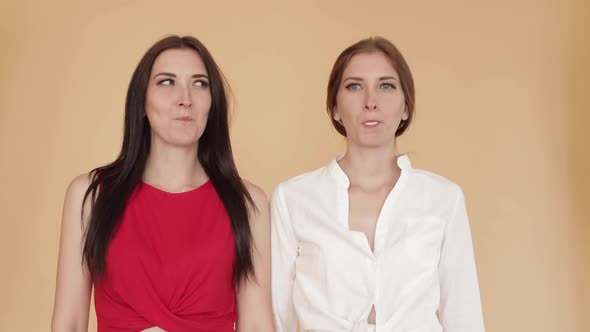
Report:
362,121,380,127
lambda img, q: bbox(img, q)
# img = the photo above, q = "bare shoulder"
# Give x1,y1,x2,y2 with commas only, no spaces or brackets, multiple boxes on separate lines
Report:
66,173,93,197
64,172,96,206
63,172,95,223
242,179,269,213
242,179,269,215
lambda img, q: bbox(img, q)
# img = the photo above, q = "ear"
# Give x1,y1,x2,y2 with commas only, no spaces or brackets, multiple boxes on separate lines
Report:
332,106,341,122
402,105,409,121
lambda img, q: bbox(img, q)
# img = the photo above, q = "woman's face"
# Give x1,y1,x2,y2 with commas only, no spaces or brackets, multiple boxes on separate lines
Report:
333,51,408,149
145,48,212,148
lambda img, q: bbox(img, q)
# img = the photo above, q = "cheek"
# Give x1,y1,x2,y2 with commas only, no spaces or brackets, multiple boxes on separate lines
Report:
193,91,212,114
200,98,212,115
145,113,167,135
145,90,170,116
335,94,357,121
395,92,406,109
145,104,167,126
381,95,405,116
195,104,212,126
145,99,172,130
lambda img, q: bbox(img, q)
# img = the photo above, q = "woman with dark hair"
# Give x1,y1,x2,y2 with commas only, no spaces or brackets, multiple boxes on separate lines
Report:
52,35,275,332
271,37,485,332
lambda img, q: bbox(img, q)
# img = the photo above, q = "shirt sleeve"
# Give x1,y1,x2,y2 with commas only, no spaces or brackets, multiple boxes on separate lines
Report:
438,186,486,331
270,184,299,332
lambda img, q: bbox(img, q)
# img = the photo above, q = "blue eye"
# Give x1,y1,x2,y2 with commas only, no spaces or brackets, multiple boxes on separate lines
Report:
157,79,174,86
380,83,396,90
345,82,362,90
193,80,209,88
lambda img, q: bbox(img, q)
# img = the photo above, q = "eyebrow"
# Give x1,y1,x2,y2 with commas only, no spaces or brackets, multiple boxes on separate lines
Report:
152,72,209,79
344,76,399,82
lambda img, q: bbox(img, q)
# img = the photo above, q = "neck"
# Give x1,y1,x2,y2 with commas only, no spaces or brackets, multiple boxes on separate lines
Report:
143,139,207,192
338,143,401,189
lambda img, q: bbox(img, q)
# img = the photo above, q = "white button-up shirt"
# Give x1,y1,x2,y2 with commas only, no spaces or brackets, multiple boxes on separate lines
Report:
271,155,485,332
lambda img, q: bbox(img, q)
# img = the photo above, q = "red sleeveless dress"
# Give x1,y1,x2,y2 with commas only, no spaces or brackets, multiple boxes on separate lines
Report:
94,180,237,332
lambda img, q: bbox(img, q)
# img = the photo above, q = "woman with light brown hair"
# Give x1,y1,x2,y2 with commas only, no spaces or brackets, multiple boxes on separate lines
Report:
271,37,485,332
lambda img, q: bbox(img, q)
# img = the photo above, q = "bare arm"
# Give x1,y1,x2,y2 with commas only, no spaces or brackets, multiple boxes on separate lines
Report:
235,181,275,332
51,174,93,332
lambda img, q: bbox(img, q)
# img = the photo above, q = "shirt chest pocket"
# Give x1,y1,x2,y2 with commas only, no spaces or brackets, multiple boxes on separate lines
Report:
295,241,324,278
403,216,445,268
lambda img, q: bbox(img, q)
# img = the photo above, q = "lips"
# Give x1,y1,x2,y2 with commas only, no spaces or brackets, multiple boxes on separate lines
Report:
175,116,193,122
362,121,381,127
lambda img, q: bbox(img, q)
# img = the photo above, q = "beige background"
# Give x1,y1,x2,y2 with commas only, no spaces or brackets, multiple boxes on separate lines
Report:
1,0,588,331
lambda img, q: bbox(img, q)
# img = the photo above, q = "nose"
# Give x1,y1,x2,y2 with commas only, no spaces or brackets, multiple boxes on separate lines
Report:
363,91,378,111
176,87,192,109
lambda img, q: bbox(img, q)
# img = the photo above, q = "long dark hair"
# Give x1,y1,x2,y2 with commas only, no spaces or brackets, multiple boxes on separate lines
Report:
82,35,255,284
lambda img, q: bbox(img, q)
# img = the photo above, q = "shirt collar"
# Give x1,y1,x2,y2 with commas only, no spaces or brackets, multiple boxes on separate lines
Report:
328,154,412,188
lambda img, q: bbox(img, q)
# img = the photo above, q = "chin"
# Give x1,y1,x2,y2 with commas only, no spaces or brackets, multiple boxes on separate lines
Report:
359,142,390,149
164,135,200,148
355,136,393,149
176,138,200,147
